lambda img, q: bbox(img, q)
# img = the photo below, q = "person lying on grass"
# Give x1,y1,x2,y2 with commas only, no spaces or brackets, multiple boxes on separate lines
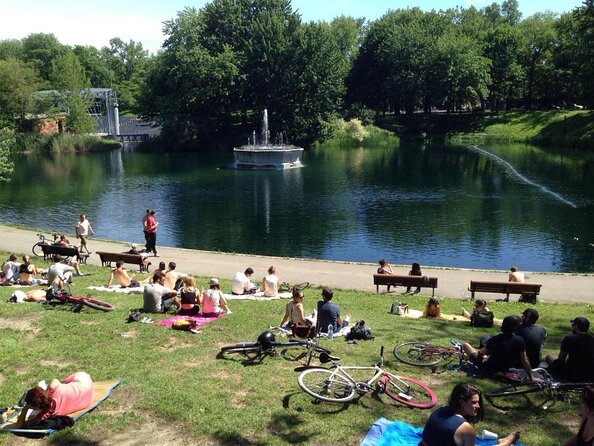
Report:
13,372,94,428
105,260,150,288
420,382,520,446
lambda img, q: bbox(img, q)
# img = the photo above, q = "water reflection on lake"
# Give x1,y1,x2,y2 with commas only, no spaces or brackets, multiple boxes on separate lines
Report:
1,141,593,272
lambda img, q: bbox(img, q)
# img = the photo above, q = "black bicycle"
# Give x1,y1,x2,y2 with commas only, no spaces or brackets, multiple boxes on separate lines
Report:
32,233,58,257
486,370,593,410
218,330,330,365
278,281,310,293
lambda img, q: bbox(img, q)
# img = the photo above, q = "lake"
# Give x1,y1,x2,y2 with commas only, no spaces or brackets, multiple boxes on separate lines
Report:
1,141,593,272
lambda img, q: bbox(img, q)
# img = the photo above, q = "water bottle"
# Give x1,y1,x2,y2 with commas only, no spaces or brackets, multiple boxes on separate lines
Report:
327,324,334,340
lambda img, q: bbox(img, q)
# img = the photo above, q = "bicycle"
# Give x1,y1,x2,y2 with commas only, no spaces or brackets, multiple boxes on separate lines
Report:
296,346,437,408
486,369,593,411
393,339,464,370
278,281,310,293
218,329,330,365
31,233,58,257
45,288,115,312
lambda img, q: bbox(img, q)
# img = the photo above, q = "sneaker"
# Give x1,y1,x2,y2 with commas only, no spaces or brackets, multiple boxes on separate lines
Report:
154,254,160,257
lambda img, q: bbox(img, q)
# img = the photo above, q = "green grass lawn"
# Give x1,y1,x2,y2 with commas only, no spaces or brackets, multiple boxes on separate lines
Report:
0,251,591,445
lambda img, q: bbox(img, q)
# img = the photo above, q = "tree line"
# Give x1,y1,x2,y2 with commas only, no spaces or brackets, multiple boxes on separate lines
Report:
0,0,592,149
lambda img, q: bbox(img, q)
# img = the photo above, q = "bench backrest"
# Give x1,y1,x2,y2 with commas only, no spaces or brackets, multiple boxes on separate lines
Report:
41,244,79,257
469,280,542,294
373,274,438,287
97,251,144,264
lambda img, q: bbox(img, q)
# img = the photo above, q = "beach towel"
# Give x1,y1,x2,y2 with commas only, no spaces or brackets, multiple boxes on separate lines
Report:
396,309,502,326
223,291,292,301
1,379,123,438
88,285,143,294
360,418,526,446
155,313,225,328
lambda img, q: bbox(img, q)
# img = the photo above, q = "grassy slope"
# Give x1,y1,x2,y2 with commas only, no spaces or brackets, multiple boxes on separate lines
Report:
377,110,594,149
0,251,591,445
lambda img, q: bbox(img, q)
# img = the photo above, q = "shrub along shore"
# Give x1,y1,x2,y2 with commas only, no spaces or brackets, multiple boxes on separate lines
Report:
0,247,590,445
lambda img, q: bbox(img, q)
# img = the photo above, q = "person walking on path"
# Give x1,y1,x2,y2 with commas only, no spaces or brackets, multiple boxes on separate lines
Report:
75,214,95,254
145,210,159,257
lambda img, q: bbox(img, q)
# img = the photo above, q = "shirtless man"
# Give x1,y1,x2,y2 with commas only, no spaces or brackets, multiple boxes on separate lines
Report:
164,262,188,290
56,235,76,248
508,266,525,283
106,261,150,288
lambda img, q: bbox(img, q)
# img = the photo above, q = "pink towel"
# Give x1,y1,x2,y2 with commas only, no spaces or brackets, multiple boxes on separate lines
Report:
155,313,225,327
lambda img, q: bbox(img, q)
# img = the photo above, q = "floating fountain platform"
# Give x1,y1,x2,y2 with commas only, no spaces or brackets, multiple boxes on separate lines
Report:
233,109,303,170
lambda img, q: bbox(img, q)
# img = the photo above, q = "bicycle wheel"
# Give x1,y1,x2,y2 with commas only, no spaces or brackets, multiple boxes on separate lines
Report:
298,368,357,403
295,282,310,291
81,298,115,312
382,374,437,409
486,382,543,410
32,242,44,257
219,343,264,360
393,341,447,367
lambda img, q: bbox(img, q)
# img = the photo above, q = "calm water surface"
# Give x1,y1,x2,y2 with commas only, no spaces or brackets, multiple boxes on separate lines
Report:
1,141,593,272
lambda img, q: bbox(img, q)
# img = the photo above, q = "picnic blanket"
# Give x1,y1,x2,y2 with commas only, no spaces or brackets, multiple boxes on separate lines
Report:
88,285,143,294
223,291,292,301
154,313,225,328
1,379,123,438
360,418,526,446
396,309,502,326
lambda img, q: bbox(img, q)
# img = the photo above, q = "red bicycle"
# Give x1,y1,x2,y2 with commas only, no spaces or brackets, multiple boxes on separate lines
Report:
46,289,115,312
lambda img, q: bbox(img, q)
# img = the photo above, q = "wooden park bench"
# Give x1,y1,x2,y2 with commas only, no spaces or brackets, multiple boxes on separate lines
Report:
41,244,90,264
373,274,438,296
96,251,151,273
468,280,542,302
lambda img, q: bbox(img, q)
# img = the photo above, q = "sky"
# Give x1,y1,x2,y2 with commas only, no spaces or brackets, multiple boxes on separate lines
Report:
0,0,585,54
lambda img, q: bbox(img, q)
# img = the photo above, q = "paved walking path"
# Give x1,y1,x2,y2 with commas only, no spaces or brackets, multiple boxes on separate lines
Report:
1,225,592,304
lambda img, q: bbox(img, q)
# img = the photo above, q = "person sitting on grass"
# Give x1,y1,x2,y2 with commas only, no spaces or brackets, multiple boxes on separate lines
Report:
202,278,231,316
47,255,83,290
2,254,20,283
422,298,441,318
462,315,535,381
280,288,316,330
106,260,150,288
18,255,47,286
142,271,180,313
546,317,594,382
177,276,202,316
316,287,350,334
562,385,594,446
420,382,520,446
515,308,547,369
164,262,188,290
261,266,280,298
461,299,496,327
13,372,94,429
231,267,257,295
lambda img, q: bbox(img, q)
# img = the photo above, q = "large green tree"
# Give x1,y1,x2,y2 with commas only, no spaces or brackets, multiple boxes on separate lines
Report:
0,58,44,129
50,52,94,134
573,0,594,107
21,33,68,82
0,122,15,182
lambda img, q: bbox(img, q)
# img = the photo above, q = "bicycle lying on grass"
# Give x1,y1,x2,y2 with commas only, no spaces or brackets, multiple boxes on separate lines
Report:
45,288,115,312
218,330,331,365
296,346,437,408
393,339,464,371
278,281,310,293
486,369,593,411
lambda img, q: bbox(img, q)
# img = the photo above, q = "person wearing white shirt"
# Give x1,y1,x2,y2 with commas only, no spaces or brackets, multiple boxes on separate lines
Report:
231,267,255,295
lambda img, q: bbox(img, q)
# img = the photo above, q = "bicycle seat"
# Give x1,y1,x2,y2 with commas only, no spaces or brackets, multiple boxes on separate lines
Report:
319,352,340,364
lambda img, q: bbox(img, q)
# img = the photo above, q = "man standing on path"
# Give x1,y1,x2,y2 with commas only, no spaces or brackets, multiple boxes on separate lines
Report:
75,214,95,254
515,308,547,368
145,210,159,257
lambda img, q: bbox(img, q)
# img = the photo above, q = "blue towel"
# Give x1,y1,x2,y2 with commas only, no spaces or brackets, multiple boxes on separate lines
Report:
361,418,526,446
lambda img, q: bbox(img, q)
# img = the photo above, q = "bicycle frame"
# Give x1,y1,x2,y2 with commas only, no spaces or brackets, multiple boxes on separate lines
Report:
324,364,411,395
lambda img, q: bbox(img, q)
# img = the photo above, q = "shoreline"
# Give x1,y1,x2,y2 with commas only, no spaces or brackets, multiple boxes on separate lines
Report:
1,224,592,304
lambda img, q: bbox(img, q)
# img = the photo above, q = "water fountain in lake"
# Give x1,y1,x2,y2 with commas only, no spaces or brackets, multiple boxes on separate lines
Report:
233,109,304,169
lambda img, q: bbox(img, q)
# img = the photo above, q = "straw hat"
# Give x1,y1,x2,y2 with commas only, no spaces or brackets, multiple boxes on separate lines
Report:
209,278,219,286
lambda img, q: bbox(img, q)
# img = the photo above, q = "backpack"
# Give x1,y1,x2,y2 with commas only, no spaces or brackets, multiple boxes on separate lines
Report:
518,293,537,304
470,311,494,328
346,320,374,341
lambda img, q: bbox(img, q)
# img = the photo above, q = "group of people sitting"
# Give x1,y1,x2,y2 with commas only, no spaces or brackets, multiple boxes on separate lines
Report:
1,254,48,286
230,266,281,297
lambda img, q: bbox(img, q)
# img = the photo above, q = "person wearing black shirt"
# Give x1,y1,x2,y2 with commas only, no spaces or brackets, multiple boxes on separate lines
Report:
547,317,594,382
516,308,547,368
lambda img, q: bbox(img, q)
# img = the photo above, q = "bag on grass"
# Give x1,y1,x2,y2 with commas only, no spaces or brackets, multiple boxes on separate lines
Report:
470,311,494,328
518,293,537,304
346,320,374,341
172,319,196,331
